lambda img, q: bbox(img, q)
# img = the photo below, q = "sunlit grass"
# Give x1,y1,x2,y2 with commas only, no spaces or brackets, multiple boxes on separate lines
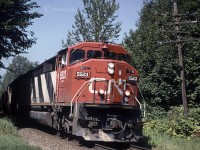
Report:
0,135,40,150
0,118,40,150
145,131,200,150
0,118,17,136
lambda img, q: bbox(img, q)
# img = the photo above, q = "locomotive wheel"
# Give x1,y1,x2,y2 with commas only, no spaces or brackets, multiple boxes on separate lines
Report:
79,140,95,148
67,125,73,141
59,128,66,139
67,133,74,141
86,141,95,148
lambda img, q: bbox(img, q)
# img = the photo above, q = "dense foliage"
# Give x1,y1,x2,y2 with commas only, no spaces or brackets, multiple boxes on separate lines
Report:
144,106,200,139
0,0,42,68
124,0,200,110
63,0,121,47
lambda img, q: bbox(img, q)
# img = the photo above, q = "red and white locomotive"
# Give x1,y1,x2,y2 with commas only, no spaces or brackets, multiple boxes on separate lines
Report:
1,42,144,142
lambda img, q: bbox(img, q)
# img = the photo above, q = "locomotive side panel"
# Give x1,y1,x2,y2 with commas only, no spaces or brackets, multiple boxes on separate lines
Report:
31,71,56,104
31,57,57,105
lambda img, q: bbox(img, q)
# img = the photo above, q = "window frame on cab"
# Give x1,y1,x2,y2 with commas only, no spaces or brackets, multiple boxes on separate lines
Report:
68,48,130,65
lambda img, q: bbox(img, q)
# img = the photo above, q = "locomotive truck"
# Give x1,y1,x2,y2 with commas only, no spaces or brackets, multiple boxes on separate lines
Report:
0,42,145,143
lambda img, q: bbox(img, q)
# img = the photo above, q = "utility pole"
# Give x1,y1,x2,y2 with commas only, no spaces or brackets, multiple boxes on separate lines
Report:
159,0,199,118
173,0,188,117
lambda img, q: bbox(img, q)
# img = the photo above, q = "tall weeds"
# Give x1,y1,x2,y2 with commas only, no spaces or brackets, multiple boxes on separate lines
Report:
0,118,40,150
0,118,17,136
144,106,200,150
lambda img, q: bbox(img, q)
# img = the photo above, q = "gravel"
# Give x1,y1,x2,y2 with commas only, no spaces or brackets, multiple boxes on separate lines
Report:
17,123,145,150
18,127,90,150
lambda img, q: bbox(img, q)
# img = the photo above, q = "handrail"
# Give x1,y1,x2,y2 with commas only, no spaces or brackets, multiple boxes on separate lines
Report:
134,96,142,110
74,82,91,117
70,80,91,117
127,83,146,118
111,79,123,95
136,82,146,118
127,84,142,109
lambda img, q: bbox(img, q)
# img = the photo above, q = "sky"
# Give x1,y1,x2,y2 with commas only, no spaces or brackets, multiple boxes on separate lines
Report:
0,0,143,76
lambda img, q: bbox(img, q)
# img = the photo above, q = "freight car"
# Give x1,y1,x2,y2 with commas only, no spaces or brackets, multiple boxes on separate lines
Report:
1,42,145,143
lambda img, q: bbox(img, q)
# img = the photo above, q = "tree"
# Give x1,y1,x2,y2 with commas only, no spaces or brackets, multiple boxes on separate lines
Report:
0,0,42,68
124,0,200,111
63,0,121,47
0,56,38,93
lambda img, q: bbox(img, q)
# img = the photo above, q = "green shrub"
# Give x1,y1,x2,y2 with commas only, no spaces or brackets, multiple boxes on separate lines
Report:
0,118,17,136
145,105,167,120
188,107,200,123
144,106,200,138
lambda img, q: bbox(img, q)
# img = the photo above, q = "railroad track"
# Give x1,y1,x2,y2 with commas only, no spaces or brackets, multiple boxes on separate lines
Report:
16,120,152,150
95,143,117,150
130,144,152,150
94,143,152,150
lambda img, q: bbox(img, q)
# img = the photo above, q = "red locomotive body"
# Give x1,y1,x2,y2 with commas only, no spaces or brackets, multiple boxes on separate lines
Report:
0,42,144,142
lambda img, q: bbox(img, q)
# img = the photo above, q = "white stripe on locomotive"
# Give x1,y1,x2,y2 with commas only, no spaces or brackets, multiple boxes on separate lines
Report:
41,74,50,103
34,76,40,103
31,71,56,104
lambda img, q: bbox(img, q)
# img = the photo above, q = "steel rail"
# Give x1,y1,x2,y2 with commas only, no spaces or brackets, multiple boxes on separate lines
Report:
130,144,152,150
95,143,117,150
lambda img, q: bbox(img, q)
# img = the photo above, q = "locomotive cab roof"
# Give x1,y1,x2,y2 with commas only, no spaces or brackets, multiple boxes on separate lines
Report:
68,42,128,55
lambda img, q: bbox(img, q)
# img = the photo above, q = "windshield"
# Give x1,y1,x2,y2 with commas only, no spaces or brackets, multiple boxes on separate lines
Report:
118,54,129,62
70,49,85,64
87,50,102,59
104,51,129,62
104,51,116,60
69,48,129,65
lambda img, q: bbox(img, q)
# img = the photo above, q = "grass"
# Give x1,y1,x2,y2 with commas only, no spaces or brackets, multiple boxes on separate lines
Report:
0,118,17,136
0,135,40,150
0,118,40,150
145,131,200,150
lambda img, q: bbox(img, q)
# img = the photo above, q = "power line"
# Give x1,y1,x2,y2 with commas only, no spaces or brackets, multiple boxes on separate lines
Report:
160,0,199,118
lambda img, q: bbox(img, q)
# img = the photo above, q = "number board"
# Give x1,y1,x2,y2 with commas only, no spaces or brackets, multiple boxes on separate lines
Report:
128,76,137,81
76,71,90,79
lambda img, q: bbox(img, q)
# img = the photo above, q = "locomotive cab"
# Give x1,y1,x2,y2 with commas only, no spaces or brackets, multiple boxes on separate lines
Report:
57,42,139,106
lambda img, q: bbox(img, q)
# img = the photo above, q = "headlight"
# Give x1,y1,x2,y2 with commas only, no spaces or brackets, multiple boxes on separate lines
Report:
108,68,114,74
125,90,131,97
108,62,114,75
108,62,114,69
99,89,104,95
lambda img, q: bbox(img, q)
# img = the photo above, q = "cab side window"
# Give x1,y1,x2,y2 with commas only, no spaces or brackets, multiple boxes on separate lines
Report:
61,54,66,66
58,49,68,66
